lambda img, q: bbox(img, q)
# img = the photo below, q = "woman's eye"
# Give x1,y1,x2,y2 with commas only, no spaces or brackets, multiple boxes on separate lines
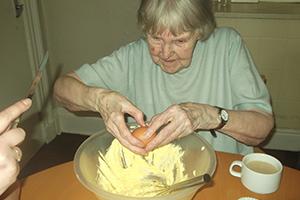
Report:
175,40,186,45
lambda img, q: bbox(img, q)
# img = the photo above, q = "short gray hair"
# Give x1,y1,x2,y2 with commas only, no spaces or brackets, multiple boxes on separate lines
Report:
137,0,216,40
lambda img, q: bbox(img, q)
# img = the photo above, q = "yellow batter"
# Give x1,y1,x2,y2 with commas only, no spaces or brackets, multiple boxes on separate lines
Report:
96,139,188,197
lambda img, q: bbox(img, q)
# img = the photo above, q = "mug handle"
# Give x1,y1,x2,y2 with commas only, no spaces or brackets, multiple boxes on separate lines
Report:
229,160,242,177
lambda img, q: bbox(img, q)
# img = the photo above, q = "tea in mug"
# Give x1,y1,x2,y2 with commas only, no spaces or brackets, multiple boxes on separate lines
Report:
246,160,278,174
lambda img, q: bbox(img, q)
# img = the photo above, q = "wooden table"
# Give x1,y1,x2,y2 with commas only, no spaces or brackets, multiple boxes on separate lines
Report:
20,152,300,200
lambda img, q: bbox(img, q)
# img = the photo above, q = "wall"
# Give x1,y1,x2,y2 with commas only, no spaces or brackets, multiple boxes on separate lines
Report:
41,0,141,78
41,1,300,150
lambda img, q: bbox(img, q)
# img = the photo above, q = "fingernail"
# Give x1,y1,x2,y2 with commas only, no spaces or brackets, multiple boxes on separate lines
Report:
23,98,32,105
136,140,145,148
142,152,149,156
27,94,33,99
145,145,153,152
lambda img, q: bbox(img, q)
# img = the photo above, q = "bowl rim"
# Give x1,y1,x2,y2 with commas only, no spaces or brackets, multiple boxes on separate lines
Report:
73,129,217,199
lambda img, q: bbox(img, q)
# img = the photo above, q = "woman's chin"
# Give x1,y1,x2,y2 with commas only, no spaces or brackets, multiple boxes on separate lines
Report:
160,64,184,74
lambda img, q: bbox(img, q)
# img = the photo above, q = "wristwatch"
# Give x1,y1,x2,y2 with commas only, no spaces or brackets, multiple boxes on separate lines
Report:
210,106,229,137
214,106,229,130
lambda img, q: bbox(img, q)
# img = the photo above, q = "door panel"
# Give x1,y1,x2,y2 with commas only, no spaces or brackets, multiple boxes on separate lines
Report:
0,0,48,167
0,0,33,106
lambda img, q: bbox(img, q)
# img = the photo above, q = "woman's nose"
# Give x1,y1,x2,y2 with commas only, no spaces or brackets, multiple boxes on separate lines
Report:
161,43,173,59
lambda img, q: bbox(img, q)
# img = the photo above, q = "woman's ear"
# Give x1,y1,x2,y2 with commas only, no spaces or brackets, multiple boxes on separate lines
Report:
194,29,202,40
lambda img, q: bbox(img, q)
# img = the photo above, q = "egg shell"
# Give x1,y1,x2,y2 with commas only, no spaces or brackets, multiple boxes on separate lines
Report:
132,126,156,146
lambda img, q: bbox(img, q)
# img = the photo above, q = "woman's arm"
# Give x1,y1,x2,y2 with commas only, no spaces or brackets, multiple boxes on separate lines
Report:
220,108,274,145
53,72,104,112
180,103,274,145
144,103,274,151
53,72,147,154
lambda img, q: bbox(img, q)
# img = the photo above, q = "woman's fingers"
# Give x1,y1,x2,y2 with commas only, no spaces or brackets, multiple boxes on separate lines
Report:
0,144,20,195
145,121,177,151
144,104,195,152
112,124,147,154
0,128,25,147
0,99,32,133
116,137,147,155
105,116,145,152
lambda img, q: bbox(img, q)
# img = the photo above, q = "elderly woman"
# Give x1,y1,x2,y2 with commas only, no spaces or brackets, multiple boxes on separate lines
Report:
54,0,274,155
0,98,31,197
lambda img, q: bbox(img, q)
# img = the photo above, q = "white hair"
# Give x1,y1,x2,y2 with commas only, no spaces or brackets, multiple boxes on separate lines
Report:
137,0,216,40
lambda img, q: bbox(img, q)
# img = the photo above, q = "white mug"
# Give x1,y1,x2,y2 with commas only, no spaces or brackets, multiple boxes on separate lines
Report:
229,153,283,194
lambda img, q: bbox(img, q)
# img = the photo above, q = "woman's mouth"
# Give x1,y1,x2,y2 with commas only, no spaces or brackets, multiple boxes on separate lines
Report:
161,59,176,64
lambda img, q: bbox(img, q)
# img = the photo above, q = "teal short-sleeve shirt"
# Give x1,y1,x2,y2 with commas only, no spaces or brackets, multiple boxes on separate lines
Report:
76,27,272,155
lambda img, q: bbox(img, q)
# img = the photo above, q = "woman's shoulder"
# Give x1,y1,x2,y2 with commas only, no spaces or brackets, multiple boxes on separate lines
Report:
104,38,148,62
203,26,243,48
215,26,240,36
117,38,148,54
212,26,243,42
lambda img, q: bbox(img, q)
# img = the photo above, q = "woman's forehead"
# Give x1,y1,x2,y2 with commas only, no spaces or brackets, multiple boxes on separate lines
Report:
150,29,192,38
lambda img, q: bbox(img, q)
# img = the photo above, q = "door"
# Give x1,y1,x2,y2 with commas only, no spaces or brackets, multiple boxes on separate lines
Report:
0,0,57,167
0,0,33,106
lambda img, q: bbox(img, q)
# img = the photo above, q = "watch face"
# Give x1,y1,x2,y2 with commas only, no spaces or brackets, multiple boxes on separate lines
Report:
220,110,229,121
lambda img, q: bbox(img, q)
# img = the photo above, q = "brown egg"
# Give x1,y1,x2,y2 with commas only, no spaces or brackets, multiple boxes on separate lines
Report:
132,126,156,146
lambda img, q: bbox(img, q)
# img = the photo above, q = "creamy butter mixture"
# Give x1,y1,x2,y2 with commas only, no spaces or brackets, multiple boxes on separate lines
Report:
96,139,188,197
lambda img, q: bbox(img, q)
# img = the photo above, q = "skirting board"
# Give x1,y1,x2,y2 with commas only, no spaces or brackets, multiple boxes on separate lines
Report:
261,0,300,2
57,108,300,152
230,0,300,2
231,0,259,2
57,107,105,136
262,128,300,151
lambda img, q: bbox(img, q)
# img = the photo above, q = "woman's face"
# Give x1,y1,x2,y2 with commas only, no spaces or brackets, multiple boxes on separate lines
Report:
146,29,200,74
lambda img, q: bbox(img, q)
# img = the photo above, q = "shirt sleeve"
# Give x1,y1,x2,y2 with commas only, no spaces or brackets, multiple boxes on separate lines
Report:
227,29,273,114
75,46,130,94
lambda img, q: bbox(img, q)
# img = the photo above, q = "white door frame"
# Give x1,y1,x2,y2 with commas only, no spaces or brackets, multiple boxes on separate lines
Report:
22,0,59,142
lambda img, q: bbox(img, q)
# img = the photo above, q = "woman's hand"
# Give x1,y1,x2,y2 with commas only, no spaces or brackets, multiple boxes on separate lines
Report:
144,103,218,152
144,102,274,151
0,98,32,195
54,72,148,154
96,90,148,154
